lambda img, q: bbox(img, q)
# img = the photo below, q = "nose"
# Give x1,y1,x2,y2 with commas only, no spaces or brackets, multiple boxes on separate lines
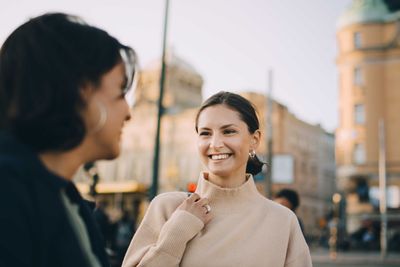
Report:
210,133,224,149
124,99,131,122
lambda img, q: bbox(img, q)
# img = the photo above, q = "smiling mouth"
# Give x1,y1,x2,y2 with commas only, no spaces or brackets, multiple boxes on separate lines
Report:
209,153,231,160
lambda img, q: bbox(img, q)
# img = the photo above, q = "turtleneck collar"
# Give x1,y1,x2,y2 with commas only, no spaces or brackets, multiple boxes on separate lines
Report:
194,172,261,213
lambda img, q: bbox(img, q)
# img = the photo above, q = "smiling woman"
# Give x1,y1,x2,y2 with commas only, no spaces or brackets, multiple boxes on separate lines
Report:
122,91,312,267
195,98,262,188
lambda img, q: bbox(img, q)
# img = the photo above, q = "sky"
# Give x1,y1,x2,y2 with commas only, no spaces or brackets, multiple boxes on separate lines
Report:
0,0,352,132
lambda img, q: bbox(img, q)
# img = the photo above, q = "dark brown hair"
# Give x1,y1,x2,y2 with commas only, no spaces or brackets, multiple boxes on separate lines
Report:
0,13,137,152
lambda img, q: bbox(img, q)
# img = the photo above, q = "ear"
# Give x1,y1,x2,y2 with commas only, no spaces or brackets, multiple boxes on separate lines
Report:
79,82,96,103
250,130,261,150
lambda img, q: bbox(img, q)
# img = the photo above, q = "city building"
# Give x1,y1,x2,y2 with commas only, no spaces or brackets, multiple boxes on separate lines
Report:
336,0,400,233
241,92,336,237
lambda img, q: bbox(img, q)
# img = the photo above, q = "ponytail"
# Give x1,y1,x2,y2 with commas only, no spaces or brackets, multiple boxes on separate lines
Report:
246,154,265,176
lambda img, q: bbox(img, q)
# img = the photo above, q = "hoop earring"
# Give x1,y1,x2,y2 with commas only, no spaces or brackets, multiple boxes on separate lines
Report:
249,149,256,159
91,100,107,133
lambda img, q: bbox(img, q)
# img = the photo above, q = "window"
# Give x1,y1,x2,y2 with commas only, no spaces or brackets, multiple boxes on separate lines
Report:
370,186,400,208
354,104,365,124
354,67,363,85
354,32,362,49
353,143,366,164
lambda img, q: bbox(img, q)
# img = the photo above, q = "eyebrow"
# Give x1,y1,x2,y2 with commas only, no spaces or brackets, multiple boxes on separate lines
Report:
198,124,237,131
221,124,236,129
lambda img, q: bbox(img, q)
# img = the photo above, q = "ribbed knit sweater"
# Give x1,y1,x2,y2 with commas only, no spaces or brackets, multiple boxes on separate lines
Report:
122,174,312,267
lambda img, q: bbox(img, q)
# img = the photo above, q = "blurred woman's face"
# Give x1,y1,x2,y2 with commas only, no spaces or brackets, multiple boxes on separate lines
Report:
196,104,259,182
82,62,131,160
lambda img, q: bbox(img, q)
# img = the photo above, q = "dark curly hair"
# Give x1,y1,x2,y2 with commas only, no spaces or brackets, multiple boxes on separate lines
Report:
0,13,137,152
195,91,265,176
275,189,300,211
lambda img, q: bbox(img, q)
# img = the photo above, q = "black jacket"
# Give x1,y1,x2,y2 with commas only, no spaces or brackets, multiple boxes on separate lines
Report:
0,132,109,267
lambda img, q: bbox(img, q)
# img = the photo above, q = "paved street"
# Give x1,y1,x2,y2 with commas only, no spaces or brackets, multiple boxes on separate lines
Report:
311,248,400,267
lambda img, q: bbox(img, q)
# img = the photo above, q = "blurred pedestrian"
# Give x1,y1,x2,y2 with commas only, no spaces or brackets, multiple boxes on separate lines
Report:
274,188,305,235
350,219,380,250
0,13,136,267
122,92,311,267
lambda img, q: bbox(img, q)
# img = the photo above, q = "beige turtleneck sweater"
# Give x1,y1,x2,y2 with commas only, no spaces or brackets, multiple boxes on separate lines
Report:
122,174,312,267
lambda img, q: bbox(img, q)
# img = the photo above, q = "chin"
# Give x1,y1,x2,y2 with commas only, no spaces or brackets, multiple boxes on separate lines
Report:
207,168,230,178
103,153,118,160
110,149,121,159
102,146,121,160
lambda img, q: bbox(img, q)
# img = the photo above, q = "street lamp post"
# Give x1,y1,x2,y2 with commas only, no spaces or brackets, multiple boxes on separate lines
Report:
150,0,170,200
378,119,387,260
265,69,273,198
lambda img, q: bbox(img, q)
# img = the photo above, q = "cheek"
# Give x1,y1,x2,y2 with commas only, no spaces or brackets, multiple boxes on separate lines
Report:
197,139,208,155
232,137,248,150
109,103,126,125
236,139,251,157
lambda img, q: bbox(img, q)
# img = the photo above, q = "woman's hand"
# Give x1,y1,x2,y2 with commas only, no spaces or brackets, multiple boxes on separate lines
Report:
177,193,212,225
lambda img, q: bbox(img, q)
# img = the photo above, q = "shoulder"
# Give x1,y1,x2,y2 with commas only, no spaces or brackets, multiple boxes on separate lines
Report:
0,151,34,185
257,195,297,222
0,154,23,173
0,152,62,212
0,155,30,193
0,155,36,234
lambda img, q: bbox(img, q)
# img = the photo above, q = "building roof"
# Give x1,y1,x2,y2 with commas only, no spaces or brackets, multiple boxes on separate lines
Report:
337,0,390,29
145,49,201,76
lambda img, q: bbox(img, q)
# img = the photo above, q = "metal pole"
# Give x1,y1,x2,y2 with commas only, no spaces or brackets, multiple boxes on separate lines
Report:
378,119,387,259
150,0,170,200
265,69,273,198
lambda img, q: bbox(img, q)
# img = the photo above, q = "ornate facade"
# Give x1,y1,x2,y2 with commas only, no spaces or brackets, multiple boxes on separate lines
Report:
336,0,400,232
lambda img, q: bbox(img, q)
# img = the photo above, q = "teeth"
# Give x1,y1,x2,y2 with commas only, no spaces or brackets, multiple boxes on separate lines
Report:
211,154,230,160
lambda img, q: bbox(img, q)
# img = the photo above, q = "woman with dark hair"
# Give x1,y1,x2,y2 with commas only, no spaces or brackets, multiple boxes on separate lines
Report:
0,13,137,267
123,91,311,266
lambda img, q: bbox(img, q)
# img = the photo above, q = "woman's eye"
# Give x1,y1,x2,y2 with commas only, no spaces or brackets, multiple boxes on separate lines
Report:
199,131,210,136
224,129,236,134
121,78,128,91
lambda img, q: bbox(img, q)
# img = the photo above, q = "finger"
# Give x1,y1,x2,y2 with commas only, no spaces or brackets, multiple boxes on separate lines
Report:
203,204,211,214
187,192,200,203
196,198,209,206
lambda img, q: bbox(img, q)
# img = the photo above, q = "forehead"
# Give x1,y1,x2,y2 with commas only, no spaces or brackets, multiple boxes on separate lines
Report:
107,62,125,80
97,62,125,90
197,104,245,127
99,62,124,84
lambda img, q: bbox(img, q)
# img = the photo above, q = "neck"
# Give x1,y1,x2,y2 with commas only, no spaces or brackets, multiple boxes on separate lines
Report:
207,170,247,188
39,147,87,180
196,172,258,213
